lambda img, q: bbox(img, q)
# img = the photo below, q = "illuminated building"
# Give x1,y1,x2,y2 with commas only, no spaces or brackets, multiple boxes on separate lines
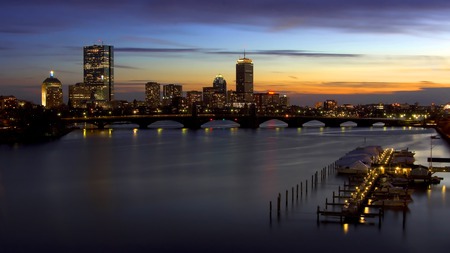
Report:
280,95,289,108
186,91,202,105
83,44,114,101
236,54,253,103
41,71,63,108
145,82,161,108
324,100,337,110
162,84,182,106
254,92,280,112
0,96,18,110
202,87,216,108
213,74,227,100
68,82,91,109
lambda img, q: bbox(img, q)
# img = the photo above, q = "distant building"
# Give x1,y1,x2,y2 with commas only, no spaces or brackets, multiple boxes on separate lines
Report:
324,100,337,110
280,95,289,108
41,71,63,108
186,91,202,106
145,82,161,109
68,82,92,109
162,84,182,107
202,87,216,108
0,95,18,110
213,74,227,101
83,44,114,101
254,92,280,112
236,54,253,103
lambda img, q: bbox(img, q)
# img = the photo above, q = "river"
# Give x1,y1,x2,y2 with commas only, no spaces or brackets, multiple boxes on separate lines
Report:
0,124,449,252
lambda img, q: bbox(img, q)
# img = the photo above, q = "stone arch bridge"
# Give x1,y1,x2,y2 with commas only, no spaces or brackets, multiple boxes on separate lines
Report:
62,114,413,129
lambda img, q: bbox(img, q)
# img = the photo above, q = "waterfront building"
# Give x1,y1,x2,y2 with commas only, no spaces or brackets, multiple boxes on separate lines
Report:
41,71,63,108
162,84,182,107
145,82,161,109
68,82,92,109
236,54,253,103
83,44,114,102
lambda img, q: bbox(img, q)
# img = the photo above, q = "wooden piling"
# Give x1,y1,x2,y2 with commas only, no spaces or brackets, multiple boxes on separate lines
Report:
291,187,294,203
286,190,288,207
296,184,299,199
277,193,281,215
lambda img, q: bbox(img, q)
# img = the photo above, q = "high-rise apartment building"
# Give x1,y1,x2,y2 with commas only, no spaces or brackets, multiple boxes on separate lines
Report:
83,44,114,101
41,71,63,108
162,84,182,106
236,54,253,103
145,82,161,108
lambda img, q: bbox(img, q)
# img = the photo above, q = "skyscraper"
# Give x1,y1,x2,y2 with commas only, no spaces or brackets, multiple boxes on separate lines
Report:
145,82,161,109
83,44,114,101
236,54,253,103
213,74,227,96
41,71,63,108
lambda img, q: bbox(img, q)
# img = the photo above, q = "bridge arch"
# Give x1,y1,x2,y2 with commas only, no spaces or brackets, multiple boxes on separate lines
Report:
340,121,357,127
259,119,288,128
303,120,326,127
201,119,240,128
148,120,184,128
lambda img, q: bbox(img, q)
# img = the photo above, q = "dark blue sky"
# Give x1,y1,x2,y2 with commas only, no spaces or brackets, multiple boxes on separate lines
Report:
2,0,450,105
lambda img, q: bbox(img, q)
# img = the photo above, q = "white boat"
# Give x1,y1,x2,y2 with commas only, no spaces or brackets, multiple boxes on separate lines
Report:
336,160,370,174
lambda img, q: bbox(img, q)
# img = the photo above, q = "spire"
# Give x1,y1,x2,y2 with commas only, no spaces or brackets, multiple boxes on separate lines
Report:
50,70,54,78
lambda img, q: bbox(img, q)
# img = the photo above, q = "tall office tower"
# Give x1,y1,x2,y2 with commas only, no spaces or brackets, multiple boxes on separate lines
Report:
145,82,161,109
41,71,63,108
83,44,114,101
236,54,253,103
162,84,182,106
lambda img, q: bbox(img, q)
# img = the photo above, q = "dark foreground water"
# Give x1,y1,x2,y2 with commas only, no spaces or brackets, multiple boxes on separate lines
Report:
1,125,450,252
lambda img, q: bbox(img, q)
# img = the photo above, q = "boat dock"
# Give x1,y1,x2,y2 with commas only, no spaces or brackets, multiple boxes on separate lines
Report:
316,147,412,224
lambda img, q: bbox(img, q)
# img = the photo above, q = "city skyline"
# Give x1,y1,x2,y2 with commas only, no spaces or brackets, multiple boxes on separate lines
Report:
2,1,450,106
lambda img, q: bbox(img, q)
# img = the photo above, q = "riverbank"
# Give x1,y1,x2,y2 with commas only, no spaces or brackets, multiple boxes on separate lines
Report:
0,126,73,145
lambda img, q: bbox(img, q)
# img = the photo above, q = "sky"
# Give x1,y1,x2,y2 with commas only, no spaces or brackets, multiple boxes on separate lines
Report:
2,0,450,106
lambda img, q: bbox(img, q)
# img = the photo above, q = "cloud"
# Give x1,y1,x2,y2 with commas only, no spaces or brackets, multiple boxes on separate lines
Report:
115,65,141,70
3,1,450,35
115,48,201,53
114,47,361,58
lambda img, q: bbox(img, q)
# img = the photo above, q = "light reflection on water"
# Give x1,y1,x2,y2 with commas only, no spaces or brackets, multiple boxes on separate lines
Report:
0,126,449,252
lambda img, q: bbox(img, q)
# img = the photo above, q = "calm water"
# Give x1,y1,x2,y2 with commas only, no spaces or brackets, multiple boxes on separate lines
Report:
1,125,449,252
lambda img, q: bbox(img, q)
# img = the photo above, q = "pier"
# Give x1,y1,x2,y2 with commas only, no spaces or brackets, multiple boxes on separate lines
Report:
316,147,412,225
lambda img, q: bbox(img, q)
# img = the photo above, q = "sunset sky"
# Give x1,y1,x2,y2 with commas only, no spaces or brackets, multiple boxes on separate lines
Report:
2,0,450,105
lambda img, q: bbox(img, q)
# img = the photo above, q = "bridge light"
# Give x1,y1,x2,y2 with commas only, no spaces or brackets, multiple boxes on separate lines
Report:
222,118,225,121
210,118,213,121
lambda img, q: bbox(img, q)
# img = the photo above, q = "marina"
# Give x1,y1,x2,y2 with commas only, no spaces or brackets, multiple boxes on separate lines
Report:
317,144,444,225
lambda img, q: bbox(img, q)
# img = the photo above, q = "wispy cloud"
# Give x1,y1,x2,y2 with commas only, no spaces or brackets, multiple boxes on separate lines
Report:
115,47,361,58
3,1,450,35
